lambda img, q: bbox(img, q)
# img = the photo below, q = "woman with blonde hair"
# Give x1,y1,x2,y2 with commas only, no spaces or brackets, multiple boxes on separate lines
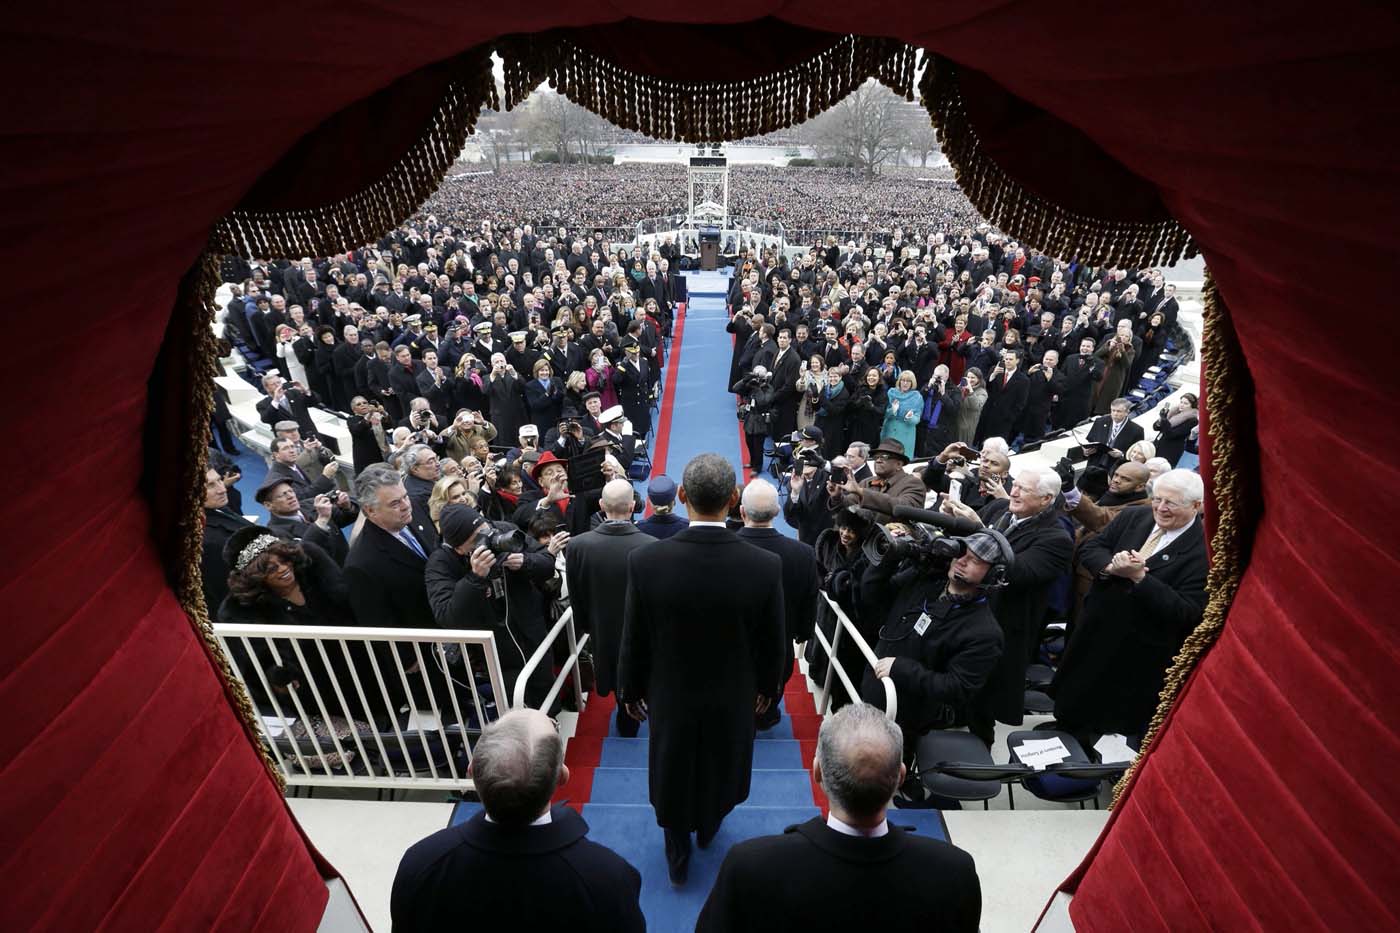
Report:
428,475,474,529
882,369,923,456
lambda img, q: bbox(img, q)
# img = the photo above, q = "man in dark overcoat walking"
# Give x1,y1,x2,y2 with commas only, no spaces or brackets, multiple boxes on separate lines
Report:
564,480,654,737
617,453,787,885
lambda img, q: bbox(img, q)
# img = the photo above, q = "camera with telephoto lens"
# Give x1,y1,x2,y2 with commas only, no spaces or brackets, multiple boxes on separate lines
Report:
862,504,974,568
476,523,525,556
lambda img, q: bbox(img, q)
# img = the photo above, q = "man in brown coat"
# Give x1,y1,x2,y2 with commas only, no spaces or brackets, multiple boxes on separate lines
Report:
829,437,925,525
1063,461,1150,624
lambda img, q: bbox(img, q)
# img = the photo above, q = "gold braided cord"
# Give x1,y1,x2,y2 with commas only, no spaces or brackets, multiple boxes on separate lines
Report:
210,45,498,262
497,31,918,144
174,250,286,790
1110,272,1250,806
919,56,1198,270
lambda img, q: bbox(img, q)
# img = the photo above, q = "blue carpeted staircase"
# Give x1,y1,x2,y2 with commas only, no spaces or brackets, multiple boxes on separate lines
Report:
447,270,948,930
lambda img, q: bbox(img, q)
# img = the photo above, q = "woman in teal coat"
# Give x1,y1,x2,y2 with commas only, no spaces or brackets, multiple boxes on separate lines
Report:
882,369,924,456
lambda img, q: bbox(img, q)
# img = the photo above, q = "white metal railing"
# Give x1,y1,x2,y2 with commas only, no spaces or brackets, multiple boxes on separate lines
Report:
512,607,591,712
214,624,509,791
811,592,897,720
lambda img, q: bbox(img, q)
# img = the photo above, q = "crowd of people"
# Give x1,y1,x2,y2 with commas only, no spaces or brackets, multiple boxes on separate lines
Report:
427,163,972,239
199,164,1206,928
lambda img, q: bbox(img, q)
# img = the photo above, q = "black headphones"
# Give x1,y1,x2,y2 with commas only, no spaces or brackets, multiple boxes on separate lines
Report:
962,527,1016,589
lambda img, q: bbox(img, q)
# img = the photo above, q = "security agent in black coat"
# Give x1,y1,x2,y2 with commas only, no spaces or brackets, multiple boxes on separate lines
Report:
736,481,819,729
391,710,643,933
1051,501,1208,739
617,455,786,882
1082,407,1145,473
857,529,1006,740
783,463,835,545
697,704,980,933
564,488,655,735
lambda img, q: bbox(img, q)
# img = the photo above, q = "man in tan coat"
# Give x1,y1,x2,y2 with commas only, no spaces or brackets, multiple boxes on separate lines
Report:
1063,461,1150,624
831,437,926,525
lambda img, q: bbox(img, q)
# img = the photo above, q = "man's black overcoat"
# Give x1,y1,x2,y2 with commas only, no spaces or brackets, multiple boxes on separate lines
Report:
564,521,654,696
617,525,786,834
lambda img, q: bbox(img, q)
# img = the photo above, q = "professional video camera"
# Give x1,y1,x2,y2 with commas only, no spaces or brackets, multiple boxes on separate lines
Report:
862,504,1015,588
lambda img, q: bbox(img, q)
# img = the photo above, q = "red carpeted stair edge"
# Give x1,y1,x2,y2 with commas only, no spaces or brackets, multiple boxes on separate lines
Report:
784,678,828,813
643,301,686,518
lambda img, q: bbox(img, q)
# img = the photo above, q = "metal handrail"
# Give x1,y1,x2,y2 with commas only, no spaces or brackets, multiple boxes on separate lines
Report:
512,607,591,713
813,592,897,721
213,623,510,791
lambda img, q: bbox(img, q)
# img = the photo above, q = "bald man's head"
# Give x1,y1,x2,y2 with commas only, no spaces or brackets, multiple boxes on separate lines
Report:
468,709,565,826
1109,461,1151,494
740,479,780,526
600,478,635,518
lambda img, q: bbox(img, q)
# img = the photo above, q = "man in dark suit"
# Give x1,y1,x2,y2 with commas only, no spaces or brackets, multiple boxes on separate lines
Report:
201,467,254,614
737,480,818,730
975,348,1029,444
387,343,426,411
256,478,350,566
697,703,981,932
391,709,644,933
343,464,438,631
1051,469,1209,739
265,437,340,511
256,371,322,441
565,480,654,736
765,327,802,443
1055,337,1104,429
1082,398,1145,474
617,453,787,885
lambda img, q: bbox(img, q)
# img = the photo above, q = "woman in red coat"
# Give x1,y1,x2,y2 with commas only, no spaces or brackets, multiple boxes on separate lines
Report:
940,313,974,385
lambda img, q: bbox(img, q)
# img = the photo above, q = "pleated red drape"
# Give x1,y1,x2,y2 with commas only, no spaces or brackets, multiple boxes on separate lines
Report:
4,3,1398,930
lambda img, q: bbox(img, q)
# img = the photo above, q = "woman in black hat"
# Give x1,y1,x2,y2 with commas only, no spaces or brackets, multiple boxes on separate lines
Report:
218,527,382,767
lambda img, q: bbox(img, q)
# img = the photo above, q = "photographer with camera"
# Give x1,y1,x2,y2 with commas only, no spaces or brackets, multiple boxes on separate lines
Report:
922,441,1011,512
829,438,924,526
731,365,776,475
347,395,390,473
783,427,835,545
426,503,566,709
937,465,1073,740
399,396,444,450
856,517,1009,752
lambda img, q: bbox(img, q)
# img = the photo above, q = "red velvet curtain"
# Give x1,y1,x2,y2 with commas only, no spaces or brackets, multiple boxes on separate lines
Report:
5,3,1398,930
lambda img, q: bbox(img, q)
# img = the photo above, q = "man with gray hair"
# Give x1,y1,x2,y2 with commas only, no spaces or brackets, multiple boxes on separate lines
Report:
618,453,787,884
391,709,643,932
737,479,819,730
565,479,654,737
941,464,1073,742
1051,469,1209,739
697,703,980,931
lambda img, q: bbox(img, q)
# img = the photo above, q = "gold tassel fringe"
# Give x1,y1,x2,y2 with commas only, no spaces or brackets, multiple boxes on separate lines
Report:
919,56,1198,269
174,250,286,789
497,32,918,143
1111,272,1252,806
210,46,498,261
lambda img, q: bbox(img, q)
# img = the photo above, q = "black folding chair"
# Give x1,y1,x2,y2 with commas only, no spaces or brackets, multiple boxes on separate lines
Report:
912,731,1032,810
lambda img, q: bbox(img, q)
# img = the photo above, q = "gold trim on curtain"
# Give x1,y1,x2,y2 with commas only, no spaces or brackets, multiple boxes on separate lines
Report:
918,56,1198,270
496,31,917,143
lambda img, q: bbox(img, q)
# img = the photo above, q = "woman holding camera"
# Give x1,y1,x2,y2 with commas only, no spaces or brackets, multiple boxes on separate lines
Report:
1152,393,1198,466
795,355,825,432
849,366,889,447
584,347,619,410
954,367,988,447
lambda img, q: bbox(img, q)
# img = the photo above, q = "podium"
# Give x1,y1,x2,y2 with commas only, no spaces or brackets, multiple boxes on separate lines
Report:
699,227,720,271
